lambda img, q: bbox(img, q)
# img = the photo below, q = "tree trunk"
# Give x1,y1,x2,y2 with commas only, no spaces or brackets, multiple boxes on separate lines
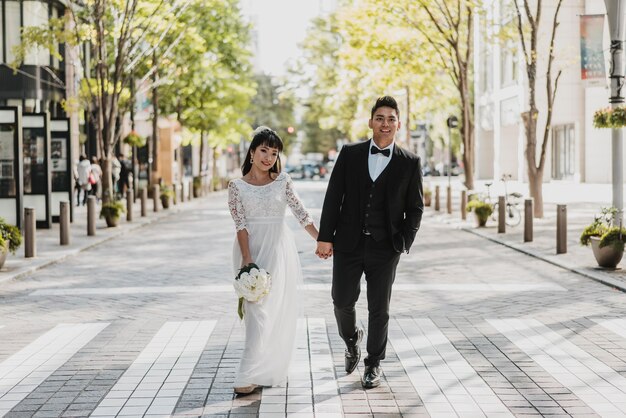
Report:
100,156,113,204
152,52,159,173
528,170,544,218
212,146,218,191
199,130,206,175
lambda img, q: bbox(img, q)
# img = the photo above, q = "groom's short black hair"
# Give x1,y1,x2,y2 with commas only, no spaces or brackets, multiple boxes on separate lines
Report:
371,96,400,118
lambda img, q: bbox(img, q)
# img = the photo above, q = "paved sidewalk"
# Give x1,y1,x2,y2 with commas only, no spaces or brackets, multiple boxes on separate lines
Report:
425,177,626,292
0,191,226,285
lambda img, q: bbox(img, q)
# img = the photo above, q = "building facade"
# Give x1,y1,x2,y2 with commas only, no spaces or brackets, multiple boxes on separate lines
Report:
474,0,618,184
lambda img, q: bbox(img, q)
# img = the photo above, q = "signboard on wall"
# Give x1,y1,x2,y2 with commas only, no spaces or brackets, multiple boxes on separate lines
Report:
23,113,52,228
51,118,73,222
580,15,607,87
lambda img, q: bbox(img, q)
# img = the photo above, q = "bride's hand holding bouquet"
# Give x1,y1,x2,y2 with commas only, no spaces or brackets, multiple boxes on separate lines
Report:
234,263,272,320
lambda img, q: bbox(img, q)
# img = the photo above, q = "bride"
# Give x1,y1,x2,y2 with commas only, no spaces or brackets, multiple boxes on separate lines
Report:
227,127,319,395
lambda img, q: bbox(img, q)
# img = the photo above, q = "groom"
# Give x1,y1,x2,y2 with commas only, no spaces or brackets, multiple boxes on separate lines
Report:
316,96,423,388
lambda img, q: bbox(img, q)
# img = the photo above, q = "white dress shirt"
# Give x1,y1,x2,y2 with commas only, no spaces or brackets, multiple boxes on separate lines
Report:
368,140,394,181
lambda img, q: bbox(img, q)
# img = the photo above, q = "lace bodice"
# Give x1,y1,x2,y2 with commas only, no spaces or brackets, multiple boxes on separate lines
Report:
228,172,313,232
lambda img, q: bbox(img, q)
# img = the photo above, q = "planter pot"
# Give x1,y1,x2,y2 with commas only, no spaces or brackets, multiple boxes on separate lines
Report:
424,194,432,207
475,213,488,227
590,236,624,268
0,242,8,270
161,197,170,209
104,215,120,227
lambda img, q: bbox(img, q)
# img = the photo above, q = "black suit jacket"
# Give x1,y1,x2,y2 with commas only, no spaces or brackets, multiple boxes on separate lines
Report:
318,140,423,253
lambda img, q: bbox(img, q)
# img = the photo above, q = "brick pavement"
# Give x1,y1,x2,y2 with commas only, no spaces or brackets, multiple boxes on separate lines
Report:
0,179,625,417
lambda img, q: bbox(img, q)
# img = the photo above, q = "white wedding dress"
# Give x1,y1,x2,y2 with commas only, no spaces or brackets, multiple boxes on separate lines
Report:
228,172,312,387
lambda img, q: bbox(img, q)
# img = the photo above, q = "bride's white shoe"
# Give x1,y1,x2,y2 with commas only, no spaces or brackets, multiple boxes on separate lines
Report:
234,384,259,395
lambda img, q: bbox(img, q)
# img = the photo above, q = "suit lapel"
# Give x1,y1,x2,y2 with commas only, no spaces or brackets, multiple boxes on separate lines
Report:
386,145,402,199
358,140,371,190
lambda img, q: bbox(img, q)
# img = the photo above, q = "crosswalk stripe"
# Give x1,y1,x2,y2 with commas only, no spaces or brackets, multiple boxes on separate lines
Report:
592,317,626,339
30,282,566,296
90,321,216,417
259,318,340,418
0,323,108,417
489,318,626,416
390,318,513,418
308,318,342,416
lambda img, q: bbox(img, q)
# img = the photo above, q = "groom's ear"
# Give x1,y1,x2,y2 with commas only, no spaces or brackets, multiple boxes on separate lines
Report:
368,119,373,129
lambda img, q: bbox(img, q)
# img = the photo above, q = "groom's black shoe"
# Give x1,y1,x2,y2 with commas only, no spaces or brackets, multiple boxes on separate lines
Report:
362,364,381,389
344,328,364,374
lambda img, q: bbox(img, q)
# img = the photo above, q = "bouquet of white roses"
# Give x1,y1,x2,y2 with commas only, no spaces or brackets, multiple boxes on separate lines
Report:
234,263,272,319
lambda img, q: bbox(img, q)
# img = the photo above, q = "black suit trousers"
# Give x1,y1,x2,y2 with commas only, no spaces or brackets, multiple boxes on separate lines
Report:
332,234,401,366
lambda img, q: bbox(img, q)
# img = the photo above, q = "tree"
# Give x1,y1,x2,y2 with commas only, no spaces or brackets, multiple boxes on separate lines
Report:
383,0,477,190
247,74,297,151
14,0,177,202
513,0,564,218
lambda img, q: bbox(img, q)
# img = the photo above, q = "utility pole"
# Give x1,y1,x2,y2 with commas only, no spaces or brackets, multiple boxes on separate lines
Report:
605,0,626,222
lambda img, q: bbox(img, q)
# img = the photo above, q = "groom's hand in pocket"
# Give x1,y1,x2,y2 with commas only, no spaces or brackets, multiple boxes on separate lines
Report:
316,241,333,259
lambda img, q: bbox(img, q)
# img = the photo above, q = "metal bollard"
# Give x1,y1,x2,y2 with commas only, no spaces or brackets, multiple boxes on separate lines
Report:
152,185,160,212
557,204,567,254
435,185,440,211
60,201,70,245
126,189,133,222
173,184,178,205
461,190,467,220
524,199,533,242
24,208,36,258
140,188,147,217
498,196,506,233
87,196,96,236
180,182,186,203
188,179,194,200
446,186,452,214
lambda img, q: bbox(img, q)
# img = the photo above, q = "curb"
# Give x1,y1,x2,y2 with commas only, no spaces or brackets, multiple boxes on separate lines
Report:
461,226,626,293
0,191,227,284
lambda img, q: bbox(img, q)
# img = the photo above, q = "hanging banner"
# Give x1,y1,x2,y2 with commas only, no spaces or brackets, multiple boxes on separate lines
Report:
580,15,606,87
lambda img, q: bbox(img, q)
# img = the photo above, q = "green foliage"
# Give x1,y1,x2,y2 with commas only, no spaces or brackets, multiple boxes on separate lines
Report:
580,206,620,246
0,218,22,254
246,74,297,152
160,185,175,200
123,131,146,147
599,227,626,250
593,107,626,129
466,200,494,219
100,201,126,220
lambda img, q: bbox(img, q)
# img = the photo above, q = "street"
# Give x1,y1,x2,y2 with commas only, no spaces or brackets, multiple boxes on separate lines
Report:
1,179,626,418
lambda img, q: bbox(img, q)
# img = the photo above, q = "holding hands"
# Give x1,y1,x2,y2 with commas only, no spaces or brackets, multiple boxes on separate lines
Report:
316,241,333,259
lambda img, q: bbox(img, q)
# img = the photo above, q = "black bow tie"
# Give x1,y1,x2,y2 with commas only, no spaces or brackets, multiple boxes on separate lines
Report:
370,147,390,157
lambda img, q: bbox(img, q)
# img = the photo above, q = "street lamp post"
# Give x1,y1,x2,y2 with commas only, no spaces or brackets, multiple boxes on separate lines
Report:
446,115,459,187
446,115,459,215
605,0,626,222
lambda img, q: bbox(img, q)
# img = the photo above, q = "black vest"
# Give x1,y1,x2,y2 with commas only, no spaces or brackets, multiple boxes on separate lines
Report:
362,167,390,242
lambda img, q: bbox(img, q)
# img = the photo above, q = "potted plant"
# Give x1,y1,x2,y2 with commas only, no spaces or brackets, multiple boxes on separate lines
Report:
100,200,126,227
580,206,626,268
423,186,432,207
122,130,147,147
160,185,175,209
466,198,493,227
193,176,203,198
0,218,22,269
593,106,626,129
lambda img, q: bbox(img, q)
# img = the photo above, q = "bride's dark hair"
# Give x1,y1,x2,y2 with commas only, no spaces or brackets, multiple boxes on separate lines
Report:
241,126,284,176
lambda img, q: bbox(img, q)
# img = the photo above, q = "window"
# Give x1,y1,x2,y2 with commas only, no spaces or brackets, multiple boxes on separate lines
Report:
5,1,20,63
551,124,576,180
23,1,50,66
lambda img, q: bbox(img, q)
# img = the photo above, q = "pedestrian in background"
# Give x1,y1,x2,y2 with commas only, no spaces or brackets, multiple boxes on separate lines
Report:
75,155,92,206
316,96,424,389
90,156,102,200
118,153,131,197
112,155,121,196
227,127,320,395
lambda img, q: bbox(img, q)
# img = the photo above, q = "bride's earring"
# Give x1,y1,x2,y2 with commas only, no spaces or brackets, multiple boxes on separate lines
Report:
250,157,254,163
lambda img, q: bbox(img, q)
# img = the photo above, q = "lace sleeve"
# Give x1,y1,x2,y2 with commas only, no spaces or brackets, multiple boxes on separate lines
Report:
285,175,314,227
228,181,247,232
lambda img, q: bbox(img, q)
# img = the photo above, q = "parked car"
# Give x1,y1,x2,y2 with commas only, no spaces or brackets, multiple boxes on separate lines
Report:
285,161,327,180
